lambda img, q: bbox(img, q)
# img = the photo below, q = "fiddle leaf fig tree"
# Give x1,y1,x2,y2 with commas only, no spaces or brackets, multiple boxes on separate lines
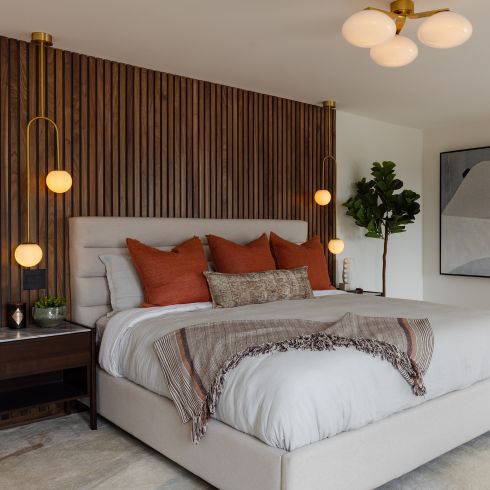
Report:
343,161,420,297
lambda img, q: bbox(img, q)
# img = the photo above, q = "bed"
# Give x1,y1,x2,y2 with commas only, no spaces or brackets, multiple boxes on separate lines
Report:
69,216,490,490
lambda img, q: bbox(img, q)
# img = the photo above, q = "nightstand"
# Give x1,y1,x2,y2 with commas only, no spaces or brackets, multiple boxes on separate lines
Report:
0,321,96,430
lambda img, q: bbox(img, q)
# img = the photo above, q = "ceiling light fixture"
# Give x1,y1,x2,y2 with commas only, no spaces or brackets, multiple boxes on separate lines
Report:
342,0,472,67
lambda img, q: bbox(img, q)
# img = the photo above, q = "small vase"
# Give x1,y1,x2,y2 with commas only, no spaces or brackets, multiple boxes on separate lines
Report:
32,305,67,328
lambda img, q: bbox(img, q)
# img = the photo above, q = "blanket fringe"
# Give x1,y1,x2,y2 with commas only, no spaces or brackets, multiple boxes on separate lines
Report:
190,332,426,443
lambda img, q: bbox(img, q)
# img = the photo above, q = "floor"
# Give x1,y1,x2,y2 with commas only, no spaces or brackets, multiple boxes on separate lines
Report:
1,413,490,490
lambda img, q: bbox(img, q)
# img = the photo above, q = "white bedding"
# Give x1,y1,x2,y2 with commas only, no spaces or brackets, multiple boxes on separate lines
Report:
99,293,490,451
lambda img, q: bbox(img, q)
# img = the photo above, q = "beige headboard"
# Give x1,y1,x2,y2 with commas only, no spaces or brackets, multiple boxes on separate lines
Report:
69,217,308,327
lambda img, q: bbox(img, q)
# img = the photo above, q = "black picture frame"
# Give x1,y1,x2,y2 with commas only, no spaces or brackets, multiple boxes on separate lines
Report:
440,145,490,278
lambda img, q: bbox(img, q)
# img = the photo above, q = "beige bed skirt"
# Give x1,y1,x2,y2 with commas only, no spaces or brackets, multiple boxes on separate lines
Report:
97,368,490,490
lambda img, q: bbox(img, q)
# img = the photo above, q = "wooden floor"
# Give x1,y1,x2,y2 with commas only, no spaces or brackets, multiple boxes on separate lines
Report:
1,412,489,490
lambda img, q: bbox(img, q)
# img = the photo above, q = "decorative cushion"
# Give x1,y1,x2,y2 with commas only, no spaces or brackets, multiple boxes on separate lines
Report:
127,237,211,307
204,267,313,308
99,254,144,314
206,233,276,273
269,232,334,290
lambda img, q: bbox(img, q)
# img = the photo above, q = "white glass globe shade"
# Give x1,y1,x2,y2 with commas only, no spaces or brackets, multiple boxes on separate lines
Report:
370,35,418,67
418,11,472,49
328,239,345,255
14,243,43,267
46,170,73,193
342,10,396,48
314,189,332,206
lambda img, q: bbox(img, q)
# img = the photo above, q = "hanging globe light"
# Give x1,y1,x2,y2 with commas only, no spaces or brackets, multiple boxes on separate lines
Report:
342,10,396,48
418,11,472,48
370,35,418,67
46,170,73,193
328,239,345,255
314,189,332,206
14,243,43,268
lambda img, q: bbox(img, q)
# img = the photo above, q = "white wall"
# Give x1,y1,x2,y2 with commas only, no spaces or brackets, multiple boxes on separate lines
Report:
336,111,423,299
423,121,490,308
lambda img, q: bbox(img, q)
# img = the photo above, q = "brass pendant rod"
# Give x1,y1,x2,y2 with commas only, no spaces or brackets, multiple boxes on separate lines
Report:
322,100,337,198
25,33,61,242
39,39,45,117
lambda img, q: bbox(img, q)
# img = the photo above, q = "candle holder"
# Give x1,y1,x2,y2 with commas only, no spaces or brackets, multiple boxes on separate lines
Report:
7,303,27,329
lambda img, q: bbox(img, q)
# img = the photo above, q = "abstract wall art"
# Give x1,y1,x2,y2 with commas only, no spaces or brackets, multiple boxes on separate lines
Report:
441,146,490,277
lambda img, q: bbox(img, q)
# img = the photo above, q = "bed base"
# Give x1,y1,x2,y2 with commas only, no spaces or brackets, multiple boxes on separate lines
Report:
97,368,490,490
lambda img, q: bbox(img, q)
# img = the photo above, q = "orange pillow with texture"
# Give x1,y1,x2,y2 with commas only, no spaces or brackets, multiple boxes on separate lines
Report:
126,237,210,307
207,234,276,274
269,232,334,290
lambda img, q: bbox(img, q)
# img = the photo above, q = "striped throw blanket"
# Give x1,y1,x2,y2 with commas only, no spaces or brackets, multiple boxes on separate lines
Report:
154,312,433,443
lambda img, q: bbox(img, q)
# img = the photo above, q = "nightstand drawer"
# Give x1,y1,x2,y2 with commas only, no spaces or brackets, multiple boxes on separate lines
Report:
0,331,90,380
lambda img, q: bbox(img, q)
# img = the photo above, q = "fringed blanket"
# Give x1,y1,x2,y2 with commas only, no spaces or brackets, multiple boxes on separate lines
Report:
154,312,433,443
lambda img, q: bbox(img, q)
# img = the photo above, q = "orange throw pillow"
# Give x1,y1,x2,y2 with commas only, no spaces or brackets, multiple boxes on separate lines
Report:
269,232,334,290
126,237,210,307
207,234,276,274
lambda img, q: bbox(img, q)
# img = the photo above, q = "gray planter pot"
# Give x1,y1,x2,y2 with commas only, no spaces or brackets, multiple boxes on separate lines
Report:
32,305,67,327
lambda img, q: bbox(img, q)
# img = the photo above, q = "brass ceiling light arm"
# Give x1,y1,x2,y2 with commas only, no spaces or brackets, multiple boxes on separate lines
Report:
394,15,406,34
409,8,449,19
364,1,451,34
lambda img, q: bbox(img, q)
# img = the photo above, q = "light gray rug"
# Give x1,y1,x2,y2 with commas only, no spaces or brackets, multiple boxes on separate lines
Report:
1,413,489,490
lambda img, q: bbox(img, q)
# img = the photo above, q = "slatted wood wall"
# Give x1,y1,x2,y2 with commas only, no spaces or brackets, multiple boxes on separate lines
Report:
0,36,336,317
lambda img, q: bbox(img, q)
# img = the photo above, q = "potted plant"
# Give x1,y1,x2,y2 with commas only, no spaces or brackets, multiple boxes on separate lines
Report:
32,295,67,327
343,161,420,297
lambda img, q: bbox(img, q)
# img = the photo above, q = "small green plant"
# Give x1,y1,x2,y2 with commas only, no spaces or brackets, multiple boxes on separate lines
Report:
343,161,420,297
34,295,67,309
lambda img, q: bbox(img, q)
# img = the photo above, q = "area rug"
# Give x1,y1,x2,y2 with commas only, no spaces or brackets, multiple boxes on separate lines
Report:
1,413,489,489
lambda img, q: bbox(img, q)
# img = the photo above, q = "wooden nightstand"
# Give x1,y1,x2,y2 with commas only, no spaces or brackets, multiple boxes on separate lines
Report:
0,321,96,430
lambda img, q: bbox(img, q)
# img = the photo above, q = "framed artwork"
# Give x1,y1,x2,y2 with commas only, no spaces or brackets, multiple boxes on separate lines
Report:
440,146,490,277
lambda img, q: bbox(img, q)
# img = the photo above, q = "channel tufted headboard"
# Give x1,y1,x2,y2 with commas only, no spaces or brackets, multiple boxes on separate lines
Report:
69,217,308,327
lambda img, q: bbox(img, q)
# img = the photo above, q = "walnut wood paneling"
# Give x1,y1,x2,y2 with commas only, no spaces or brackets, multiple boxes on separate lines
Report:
0,36,336,317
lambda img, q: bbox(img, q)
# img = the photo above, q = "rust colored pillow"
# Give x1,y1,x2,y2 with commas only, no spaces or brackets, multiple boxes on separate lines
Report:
269,232,334,290
206,234,276,274
126,237,210,307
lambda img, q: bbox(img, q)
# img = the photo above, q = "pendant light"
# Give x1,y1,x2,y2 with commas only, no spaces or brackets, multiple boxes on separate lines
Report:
342,0,472,67
15,32,72,268
29,33,72,194
314,101,344,256
314,100,335,207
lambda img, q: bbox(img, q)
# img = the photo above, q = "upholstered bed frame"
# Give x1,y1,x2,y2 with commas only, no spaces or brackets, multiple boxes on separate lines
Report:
69,217,490,490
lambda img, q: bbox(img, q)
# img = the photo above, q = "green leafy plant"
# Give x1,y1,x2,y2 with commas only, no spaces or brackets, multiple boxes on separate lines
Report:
343,161,420,297
33,295,67,309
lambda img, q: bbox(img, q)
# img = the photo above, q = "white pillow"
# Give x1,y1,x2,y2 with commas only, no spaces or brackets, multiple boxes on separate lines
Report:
99,254,144,314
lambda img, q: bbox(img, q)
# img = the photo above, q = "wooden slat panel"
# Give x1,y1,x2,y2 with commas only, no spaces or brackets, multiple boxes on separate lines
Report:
0,35,336,316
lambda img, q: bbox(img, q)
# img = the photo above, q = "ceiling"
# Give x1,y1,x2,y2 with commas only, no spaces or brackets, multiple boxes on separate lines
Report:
0,0,486,128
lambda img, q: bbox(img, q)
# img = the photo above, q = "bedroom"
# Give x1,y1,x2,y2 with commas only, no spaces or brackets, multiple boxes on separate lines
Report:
0,0,489,489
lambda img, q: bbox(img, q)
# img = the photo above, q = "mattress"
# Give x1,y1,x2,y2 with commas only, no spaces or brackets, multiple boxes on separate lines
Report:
98,293,490,451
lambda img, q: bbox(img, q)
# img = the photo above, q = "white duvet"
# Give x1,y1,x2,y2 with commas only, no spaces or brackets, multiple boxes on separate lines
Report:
99,292,490,451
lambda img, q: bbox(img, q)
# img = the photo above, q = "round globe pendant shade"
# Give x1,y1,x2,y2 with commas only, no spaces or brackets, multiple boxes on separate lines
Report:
342,10,396,48
370,35,418,67
14,243,43,267
46,170,73,193
418,11,472,49
328,238,345,255
314,189,332,206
